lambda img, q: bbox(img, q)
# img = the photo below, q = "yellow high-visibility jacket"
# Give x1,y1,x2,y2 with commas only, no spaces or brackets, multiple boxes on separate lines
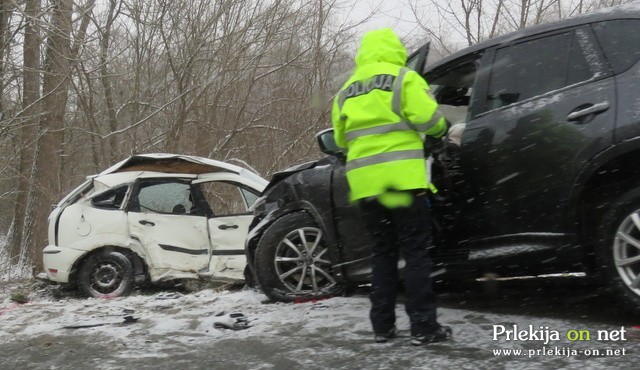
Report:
331,28,448,202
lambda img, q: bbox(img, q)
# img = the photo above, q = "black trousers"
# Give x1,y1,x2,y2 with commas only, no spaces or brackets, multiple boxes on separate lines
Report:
359,191,438,337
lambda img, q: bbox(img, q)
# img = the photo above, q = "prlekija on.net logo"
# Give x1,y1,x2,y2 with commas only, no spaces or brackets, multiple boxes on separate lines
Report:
492,324,629,345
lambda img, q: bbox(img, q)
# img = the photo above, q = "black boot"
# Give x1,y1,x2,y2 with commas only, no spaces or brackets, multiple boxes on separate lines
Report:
410,325,452,346
374,326,397,343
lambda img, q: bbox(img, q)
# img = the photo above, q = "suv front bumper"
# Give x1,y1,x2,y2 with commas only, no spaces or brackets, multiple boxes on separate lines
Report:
42,245,87,283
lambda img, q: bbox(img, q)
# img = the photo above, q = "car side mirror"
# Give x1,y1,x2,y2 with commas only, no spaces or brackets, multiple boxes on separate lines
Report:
316,129,343,156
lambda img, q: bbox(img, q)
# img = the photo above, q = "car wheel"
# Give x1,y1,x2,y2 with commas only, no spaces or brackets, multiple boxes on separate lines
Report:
598,188,640,312
255,212,339,302
77,250,135,298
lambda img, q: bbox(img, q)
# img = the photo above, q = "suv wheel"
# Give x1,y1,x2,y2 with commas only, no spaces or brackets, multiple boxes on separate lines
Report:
77,250,135,298
255,213,339,302
598,188,640,311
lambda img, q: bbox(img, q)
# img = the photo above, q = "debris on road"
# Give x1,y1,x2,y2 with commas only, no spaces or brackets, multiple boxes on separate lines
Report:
214,312,251,331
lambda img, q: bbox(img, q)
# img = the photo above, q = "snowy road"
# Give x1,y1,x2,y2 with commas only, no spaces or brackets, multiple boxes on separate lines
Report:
1,278,639,369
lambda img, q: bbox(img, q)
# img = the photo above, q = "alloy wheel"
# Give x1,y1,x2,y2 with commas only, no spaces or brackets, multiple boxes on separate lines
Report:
274,227,336,295
613,210,640,296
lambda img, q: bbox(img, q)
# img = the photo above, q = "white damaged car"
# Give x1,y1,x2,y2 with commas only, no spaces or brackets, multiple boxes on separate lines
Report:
42,154,267,298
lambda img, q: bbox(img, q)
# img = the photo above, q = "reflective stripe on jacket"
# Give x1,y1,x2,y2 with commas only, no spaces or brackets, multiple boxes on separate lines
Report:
331,28,447,201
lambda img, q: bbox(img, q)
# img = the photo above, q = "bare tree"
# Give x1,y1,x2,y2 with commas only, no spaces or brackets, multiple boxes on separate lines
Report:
5,0,41,264
97,0,120,162
21,0,74,270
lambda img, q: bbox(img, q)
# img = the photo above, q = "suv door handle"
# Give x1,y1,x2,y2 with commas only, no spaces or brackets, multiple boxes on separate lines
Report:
218,224,239,230
138,220,155,226
567,101,610,122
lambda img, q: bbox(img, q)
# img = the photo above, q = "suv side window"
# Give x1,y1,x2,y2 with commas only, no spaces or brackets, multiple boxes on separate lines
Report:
425,53,481,124
592,19,640,75
486,30,594,111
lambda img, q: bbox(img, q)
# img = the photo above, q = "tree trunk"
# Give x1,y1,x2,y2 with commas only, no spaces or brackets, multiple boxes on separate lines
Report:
22,0,73,271
7,0,40,262
0,0,7,119
60,0,96,190
99,0,120,163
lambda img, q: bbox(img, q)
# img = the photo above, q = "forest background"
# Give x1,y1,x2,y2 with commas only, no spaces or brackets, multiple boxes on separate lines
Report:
0,0,633,276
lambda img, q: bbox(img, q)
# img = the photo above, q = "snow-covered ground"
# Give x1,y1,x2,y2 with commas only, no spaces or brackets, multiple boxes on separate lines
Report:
1,279,639,369
0,255,30,283
0,234,36,282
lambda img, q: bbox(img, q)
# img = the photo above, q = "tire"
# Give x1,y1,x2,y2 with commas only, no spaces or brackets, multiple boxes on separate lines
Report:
597,187,640,312
254,212,340,302
77,250,135,298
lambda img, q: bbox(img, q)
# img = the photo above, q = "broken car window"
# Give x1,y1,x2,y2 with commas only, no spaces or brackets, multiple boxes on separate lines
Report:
91,186,129,210
197,182,249,216
134,181,194,215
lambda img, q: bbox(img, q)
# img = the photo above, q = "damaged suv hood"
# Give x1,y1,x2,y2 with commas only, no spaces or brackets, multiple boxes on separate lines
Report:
265,161,318,192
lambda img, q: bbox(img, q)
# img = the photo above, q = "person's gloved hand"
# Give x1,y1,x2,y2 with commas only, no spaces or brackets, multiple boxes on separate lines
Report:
424,135,444,156
424,118,451,156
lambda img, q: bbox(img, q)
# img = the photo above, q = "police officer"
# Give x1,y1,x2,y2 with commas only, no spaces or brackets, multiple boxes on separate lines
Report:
331,28,451,346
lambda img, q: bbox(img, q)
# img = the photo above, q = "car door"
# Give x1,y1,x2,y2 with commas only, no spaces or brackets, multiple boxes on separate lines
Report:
459,26,615,240
192,177,260,280
127,178,212,272
406,42,430,72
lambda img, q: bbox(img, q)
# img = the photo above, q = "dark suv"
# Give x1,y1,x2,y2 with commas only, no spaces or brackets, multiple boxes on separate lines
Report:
246,5,640,309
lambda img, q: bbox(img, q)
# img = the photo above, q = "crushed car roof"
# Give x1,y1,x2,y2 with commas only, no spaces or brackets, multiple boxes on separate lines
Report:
99,153,244,175
95,153,267,185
